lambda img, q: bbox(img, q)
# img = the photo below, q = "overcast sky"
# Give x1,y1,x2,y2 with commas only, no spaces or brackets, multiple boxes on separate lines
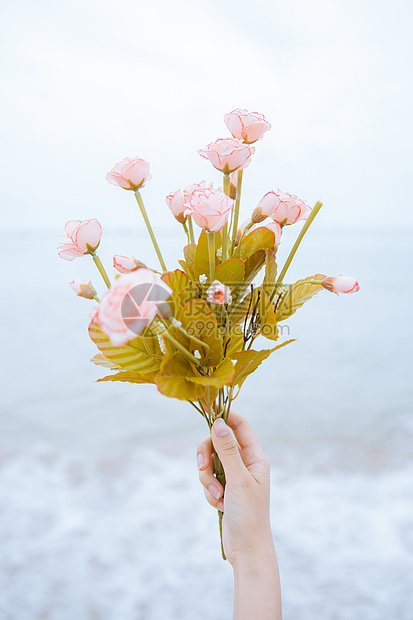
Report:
1,0,412,231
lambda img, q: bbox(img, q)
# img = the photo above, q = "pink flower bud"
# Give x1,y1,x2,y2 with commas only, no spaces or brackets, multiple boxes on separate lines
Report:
253,190,311,226
224,108,271,144
113,255,146,274
198,138,254,174
93,269,173,346
58,219,102,261
322,276,360,295
106,157,151,191
184,186,234,232
206,280,232,305
166,190,186,224
70,279,97,300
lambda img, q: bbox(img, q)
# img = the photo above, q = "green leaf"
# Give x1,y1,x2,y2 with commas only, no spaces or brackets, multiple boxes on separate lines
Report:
275,274,326,321
193,230,222,280
188,358,235,388
89,322,162,373
97,370,158,384
178,299,223,367
155,352,206,401
237,227,275,261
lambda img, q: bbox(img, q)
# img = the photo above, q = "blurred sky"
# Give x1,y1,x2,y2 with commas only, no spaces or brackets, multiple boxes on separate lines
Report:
0,0,412,232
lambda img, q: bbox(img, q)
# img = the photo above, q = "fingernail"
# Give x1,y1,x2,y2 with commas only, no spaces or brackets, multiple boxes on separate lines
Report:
217,501,224,511
197,453,204,470
208,484,222,500
214,418,229,437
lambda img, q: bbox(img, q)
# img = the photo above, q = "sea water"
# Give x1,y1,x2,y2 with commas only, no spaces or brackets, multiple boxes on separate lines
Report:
0,227,412,619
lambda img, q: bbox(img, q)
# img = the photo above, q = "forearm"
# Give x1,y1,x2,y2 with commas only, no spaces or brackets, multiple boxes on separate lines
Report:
233,542,282,620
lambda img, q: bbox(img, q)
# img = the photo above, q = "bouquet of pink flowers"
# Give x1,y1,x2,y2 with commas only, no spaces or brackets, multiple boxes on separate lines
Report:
59,108,359,558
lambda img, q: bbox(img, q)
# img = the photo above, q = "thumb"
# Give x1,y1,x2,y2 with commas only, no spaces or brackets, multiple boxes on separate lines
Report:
212,418,247,481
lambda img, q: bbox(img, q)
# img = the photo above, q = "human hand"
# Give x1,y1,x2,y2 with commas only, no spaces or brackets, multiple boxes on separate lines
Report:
196,412,275,567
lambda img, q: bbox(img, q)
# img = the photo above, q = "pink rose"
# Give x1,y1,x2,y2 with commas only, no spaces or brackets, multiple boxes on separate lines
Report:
184,181,214,199
198,138,254,174
253,190,311,225
183,186,234,232
166,190,186,223
70,279,97,300
58,219,102,261
236,218,282,247
106,157,151,191
206,280,232,305
94,269,173,346
224,109,271,144
322,276,360,295
113,255,146,274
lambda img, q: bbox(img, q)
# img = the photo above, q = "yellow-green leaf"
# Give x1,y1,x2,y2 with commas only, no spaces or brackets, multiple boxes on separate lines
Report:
97,371,158,384
230,349,274,389
89,322,162,373
262,249,277,298
155,352,206,401
194,230,222,280
243,249,266,286
183,244,197,280
223,326,245,356
90,353,121,370
258,290,279,341
178,299,223,367
179,282,200,307
275,274,326,321
188,358,235,388
215,258,244,302
161,269,190,316
237,227,275,260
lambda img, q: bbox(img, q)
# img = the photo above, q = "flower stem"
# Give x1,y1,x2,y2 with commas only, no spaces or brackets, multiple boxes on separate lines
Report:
153,321,201,366
207,231,216,283
182,221,191,245
213,446,226,561
222,174,230,261
187,217,195,244
134,190,167,273
93,295,100,302
91,254,111,288
271,201,323,300
230,169,243,253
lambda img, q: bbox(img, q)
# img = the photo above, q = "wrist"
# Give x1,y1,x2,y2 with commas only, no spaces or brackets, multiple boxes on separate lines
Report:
232,533,276,575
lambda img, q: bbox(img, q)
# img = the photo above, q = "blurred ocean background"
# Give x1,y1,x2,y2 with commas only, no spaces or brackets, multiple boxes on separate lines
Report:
1,224,412,619
2,0,413,617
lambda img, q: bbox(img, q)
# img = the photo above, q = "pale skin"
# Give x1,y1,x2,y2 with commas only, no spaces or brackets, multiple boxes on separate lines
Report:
197,412,282,620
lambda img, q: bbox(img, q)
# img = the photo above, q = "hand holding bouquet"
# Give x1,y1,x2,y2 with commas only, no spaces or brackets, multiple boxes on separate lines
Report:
59,108,359,558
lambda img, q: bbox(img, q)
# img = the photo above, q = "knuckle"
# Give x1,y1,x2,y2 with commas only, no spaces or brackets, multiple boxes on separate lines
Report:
221,440,240,457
